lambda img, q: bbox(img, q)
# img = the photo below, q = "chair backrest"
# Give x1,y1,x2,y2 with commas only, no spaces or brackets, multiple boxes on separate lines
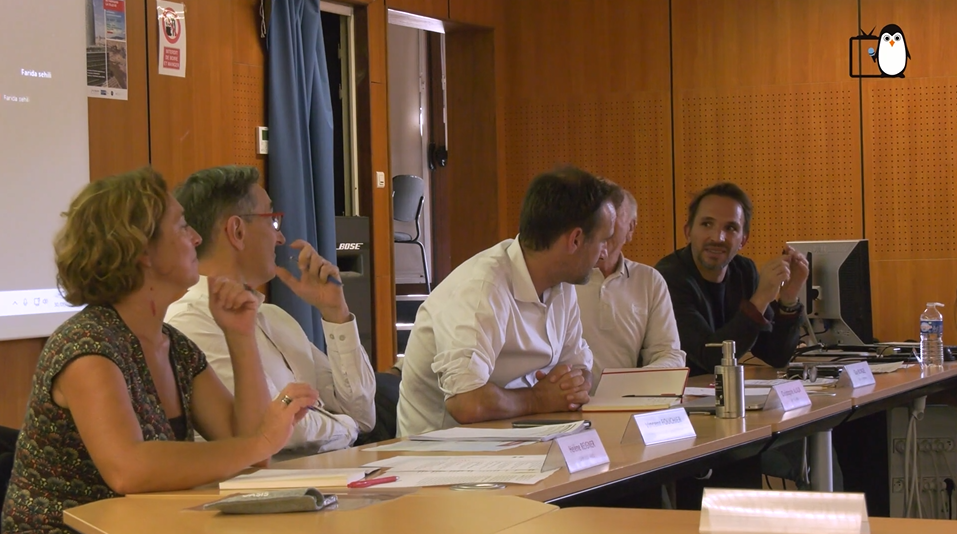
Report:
392,175,425,223
0,426,18,504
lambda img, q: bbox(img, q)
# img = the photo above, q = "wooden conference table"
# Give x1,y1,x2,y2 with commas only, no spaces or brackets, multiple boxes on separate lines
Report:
63,493,556,534
63,363,957,533
496,507,957,534
64,494,956,534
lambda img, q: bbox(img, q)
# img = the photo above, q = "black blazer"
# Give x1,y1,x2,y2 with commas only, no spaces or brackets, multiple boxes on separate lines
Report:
655,246,804,376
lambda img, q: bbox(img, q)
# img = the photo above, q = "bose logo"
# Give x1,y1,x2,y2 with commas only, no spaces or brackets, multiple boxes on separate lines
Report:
337,242,364,250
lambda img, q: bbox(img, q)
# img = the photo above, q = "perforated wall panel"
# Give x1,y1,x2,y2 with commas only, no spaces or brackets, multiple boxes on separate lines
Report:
233,64,267,179
674,83,863,262
863,80,957,261
504,94,673,265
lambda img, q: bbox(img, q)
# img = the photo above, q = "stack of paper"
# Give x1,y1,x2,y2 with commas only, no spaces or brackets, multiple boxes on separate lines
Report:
219,468,373,490
363,440,527,452
410,421,587,442
359,455,557,488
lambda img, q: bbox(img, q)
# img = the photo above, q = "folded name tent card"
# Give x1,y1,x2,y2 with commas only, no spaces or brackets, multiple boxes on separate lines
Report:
621,407,697,445
837,362,876,388
765,381,811,412
542,429,610,474
583,367,690,412
699,488,869,534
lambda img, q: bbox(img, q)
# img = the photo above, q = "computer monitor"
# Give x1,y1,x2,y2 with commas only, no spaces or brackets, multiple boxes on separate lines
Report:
786,239,874,346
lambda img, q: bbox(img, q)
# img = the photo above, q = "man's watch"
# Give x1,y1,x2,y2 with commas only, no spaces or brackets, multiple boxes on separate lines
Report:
778,300,802,314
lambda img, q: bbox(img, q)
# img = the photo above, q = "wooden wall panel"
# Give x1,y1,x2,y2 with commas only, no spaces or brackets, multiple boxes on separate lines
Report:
365,0,397,369
367,0,388,84
88,0,150,179
0,339,44,428
672,0,862,264
861,0,957,341
448,0,509,241
146,0,244,187
446,29,500,266
501,0,673,266
386,0,448,20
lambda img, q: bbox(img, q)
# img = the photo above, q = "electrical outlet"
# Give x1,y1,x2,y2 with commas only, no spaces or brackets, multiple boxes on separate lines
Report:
893,439,906,454
892,478,904,493
918,439,933,453
940,438,955,452
376,171,385,189
921,477,936,492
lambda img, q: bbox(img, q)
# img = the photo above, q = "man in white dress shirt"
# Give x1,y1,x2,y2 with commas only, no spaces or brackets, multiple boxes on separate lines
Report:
166,166,376,455
397,166,620,436
576,189,685,392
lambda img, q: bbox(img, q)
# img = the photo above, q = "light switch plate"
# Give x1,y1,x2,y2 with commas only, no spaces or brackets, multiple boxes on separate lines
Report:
376,171,385,188
256,126,268,155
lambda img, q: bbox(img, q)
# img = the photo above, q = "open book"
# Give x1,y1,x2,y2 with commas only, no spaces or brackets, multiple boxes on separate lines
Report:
583,367,689,412
219,468,373,490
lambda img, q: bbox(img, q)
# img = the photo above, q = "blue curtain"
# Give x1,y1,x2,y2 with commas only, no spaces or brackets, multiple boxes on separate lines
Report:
266,0,336,348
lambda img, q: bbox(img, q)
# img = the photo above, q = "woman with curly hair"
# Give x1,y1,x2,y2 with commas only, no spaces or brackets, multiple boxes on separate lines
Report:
1,168,318,533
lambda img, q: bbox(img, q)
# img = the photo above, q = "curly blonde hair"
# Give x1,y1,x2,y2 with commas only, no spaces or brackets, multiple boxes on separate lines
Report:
55,168,168,306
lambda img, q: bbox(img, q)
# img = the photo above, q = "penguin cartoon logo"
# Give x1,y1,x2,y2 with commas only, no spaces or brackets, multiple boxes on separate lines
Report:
868,24,910,77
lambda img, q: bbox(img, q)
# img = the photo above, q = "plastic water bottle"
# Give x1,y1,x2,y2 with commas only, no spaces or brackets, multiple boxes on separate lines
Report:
919,302,945,367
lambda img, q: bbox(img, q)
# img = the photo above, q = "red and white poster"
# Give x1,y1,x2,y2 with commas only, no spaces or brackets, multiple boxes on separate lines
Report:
157,1,186,77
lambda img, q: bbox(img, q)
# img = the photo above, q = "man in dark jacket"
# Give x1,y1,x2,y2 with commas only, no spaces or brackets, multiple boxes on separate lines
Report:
655,183,827,506
655,182,807,376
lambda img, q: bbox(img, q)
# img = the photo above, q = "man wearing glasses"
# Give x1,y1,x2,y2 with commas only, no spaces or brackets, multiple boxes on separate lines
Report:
166,165,376,457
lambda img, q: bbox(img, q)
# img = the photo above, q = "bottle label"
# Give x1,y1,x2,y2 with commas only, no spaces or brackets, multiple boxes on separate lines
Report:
920,320,943,335
715,373,725,406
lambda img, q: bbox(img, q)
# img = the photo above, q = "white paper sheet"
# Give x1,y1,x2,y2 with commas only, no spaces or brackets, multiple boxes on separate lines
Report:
219,468,372,490
746,378,837,387
362,440,529,452
368,470,559,488
363,455,547,473
411,421,587,442
684,387,772,397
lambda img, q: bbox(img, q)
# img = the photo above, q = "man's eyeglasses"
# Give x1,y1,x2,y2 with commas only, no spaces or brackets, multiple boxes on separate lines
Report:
239,212,284,231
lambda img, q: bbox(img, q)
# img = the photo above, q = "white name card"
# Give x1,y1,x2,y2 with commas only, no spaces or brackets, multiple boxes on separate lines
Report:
838,362,876,389
631,407,697,445
550,429,609,474
766,381,811,412
700,488,868,534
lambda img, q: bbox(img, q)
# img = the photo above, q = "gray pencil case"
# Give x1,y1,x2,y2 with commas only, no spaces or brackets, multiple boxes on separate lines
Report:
204,488,338,514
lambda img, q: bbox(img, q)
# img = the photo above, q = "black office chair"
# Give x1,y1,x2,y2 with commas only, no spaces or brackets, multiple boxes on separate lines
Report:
392,175,431,292
0,425,19,503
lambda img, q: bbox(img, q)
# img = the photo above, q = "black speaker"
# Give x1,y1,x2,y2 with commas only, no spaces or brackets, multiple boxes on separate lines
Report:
334,216,373,365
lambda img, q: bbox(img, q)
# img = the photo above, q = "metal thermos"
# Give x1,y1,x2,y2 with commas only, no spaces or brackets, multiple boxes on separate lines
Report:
711,340,745,419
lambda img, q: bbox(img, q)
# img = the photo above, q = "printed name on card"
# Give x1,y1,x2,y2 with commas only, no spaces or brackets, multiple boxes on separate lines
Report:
837,362,876,389
765,381,811,412
621,407,697,445
545,429,610,474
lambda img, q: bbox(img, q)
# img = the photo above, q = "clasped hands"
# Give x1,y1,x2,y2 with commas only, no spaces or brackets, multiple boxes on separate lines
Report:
754,244,809,309
533,364,591,412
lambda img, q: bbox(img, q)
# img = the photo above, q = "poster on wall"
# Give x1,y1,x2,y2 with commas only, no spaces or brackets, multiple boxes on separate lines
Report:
157,1,187,78
85,0,129,100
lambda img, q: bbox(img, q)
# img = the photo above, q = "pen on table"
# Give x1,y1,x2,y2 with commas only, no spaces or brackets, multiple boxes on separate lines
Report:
622,394,684,398
347,476,398,489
